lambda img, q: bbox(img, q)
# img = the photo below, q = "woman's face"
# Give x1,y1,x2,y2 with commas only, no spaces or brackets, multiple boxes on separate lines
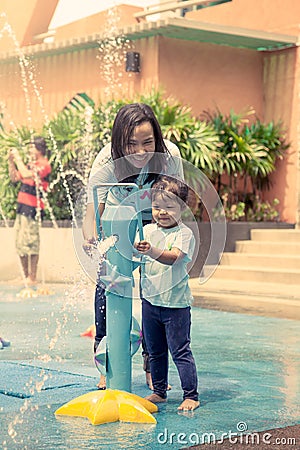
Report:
125,121,155,168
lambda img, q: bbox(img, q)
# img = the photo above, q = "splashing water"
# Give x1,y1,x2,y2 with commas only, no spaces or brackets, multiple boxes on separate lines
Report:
0,8,134,449
0,202,9,227
87,235,118,282
80,106,96,181
97,6,131,99
97,234,119,255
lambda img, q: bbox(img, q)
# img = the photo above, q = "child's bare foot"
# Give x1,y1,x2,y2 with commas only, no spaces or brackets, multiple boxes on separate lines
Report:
145,393,167,404
97,374,106,390
25,277,37,286
178,399,200,411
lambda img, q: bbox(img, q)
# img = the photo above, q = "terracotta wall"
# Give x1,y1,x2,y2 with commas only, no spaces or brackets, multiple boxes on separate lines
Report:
186,0,300,35
157,36,264,117
0,0,299,223
0,0,58,51
0,48,103,128
0,36,265,138
54,5,142,41
263,48,300,222
0,34,298,222
156,37,299,223
0,35,158,128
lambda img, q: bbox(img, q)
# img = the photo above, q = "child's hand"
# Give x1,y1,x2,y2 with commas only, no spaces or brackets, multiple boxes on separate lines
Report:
135,240,151,254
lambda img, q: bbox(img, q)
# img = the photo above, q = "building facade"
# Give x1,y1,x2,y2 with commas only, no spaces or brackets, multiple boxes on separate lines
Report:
0,0,299,224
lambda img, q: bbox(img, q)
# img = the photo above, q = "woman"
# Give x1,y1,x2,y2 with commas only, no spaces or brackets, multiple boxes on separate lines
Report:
82,103,183,389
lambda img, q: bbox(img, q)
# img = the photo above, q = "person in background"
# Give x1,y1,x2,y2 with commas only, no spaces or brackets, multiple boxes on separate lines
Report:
135,175,199,411
8,137,51,286
82,103,183,389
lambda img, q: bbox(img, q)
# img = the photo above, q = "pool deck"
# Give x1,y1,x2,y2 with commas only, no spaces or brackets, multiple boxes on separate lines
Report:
190,277,300,320
1,279,299,449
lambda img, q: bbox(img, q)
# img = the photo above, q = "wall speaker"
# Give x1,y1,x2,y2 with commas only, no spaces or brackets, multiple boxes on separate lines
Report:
126,52,140,73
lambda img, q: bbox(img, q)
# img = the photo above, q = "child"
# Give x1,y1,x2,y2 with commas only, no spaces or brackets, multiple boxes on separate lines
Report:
135,175,199,411
8,137,51,285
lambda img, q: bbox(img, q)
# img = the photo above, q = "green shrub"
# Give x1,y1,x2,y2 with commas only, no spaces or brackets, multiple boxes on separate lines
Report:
0,92,289,223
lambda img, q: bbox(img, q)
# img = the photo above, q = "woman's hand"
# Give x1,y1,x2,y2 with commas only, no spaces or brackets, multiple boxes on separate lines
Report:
82,238,98,257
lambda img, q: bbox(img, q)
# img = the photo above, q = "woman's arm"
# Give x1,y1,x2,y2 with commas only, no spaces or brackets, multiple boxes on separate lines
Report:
8,151,21,182
10,149,33,178
82,202,105,255
82,202,105,241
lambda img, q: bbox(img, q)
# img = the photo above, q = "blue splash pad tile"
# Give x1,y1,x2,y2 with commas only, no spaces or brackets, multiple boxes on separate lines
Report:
0,361,97,412
1,307,300,449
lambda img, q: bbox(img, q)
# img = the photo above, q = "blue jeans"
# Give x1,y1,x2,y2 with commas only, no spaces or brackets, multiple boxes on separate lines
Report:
94,282,106,352
142,299,198,401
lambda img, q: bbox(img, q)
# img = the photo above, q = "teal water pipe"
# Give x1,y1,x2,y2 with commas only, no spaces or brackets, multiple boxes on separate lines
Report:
93,183,144,392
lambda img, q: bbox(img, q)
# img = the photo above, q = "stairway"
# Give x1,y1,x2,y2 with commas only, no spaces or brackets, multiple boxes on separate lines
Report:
189,229,300,319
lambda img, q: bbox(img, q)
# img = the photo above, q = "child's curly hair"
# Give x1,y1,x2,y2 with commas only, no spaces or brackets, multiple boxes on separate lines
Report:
151,175,189,208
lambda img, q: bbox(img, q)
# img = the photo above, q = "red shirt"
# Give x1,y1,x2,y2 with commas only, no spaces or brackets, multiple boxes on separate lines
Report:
17,158,51,218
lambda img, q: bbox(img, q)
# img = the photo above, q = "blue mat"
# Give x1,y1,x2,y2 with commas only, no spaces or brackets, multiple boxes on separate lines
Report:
0,361,96,411
1,303,300,449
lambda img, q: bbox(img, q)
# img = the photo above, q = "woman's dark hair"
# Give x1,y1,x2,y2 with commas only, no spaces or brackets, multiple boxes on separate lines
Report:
33,136,48,156
111,103,170,183
151,175,189,208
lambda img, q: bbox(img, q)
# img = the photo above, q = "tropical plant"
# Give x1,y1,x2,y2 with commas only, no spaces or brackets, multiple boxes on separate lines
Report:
0,92,290,223
0,126,33,220
202,108,289,220
245,120,290,193
245,196,280,222
0,91,221,221
142,91,220,174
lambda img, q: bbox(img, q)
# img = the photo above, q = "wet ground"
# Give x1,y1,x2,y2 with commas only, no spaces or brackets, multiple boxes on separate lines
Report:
0,283,299,449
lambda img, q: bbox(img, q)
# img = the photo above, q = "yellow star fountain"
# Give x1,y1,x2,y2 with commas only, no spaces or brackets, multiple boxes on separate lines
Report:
55,389,157,425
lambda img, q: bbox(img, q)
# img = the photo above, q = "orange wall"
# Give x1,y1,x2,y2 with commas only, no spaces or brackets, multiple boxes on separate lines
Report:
0,0,299,223
187,0,300,35
0,37,298,222
157,37,264,117
263,48,300,222
155,37,299,222
0,0,58,51
54,5,142,41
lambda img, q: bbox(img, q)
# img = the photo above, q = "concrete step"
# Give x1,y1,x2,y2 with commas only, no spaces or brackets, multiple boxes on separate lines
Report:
221,252,300,269
190,277,300,320
235,240,300,255
190,277,300,300
250,229,300,242
204,265,300,284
